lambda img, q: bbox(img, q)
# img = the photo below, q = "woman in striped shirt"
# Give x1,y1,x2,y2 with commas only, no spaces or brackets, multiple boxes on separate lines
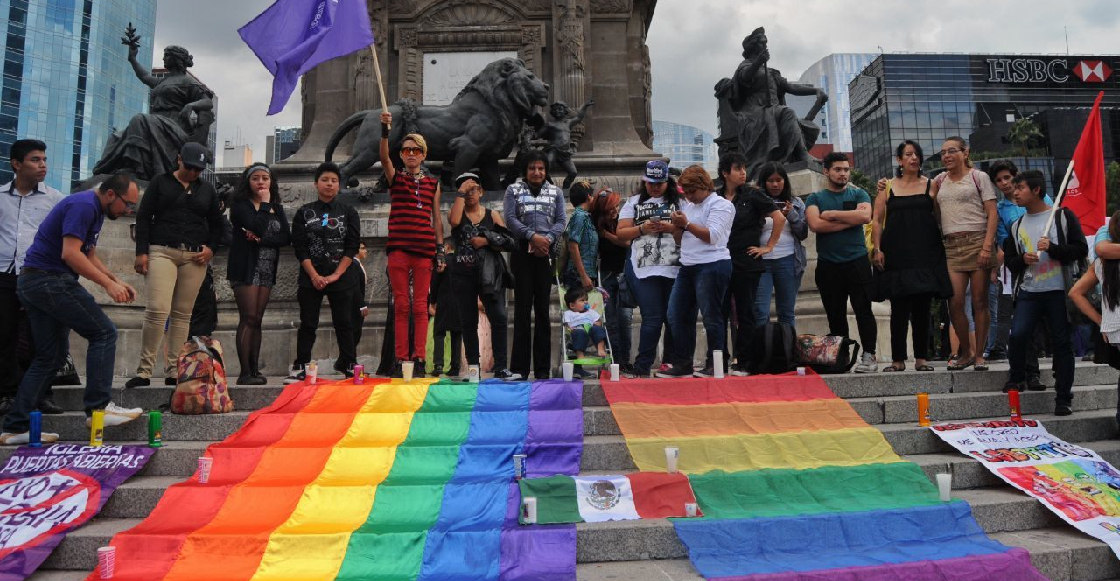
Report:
379,111,445,377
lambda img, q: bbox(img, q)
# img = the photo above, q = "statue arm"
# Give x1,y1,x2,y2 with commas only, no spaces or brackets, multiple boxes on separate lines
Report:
781,79,828,120
572,98,595,124
130,53,159,89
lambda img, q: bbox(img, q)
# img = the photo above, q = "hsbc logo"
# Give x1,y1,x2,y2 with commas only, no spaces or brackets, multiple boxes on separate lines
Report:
1073,60,1112,83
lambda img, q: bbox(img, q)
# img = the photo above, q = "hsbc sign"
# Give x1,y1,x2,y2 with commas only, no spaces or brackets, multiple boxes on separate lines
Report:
986,57,1114,84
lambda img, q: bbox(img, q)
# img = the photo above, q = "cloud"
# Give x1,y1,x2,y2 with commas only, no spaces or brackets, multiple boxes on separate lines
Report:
156,0,1120,164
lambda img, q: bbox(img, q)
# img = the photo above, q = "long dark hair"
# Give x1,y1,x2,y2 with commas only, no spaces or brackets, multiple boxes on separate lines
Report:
1104,211,1120,310
635,177,681,207
755,162,792,202
234,162,280,204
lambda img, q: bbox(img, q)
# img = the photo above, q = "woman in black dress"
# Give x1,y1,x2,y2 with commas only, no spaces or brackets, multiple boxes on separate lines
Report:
871,141,952,372
227,163,290,384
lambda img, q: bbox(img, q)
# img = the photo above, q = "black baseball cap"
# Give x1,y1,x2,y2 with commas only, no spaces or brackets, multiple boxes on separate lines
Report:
180,142,211,170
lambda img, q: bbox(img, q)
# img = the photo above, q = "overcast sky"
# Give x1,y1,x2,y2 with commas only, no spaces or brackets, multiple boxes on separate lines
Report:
151,0,1120,163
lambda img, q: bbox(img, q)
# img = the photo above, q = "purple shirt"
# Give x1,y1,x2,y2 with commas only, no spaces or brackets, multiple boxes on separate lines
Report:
22,190,103,275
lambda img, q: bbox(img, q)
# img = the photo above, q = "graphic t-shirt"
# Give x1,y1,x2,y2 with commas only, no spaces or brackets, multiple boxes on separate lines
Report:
619,195,680,279
805,187,871,264
1016,210,1063,293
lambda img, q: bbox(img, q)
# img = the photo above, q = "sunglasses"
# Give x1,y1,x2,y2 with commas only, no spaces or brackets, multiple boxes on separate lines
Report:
400,146,424,156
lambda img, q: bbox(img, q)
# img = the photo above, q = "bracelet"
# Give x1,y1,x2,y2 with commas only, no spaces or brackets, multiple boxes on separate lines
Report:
683,222,691,231
381,123,390,139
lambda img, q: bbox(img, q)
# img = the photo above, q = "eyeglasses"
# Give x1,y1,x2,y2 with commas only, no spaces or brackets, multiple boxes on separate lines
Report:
400,146,424,156
117,198,138,213
939,148,963,157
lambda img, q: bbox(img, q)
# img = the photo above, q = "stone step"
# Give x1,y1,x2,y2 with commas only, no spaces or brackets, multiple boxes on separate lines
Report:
33,485,1095,571
582,384,1120,436
573,526,1120,581
908,440,1120,490
581,409,1119,470
36,412,251,443
49,384,287,414
579,361,1116,406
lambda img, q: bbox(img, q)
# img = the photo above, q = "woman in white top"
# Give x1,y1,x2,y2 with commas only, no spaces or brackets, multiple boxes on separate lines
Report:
931,136,998,371
657,165,735,379
1070,213,1120,425
616,160,683,378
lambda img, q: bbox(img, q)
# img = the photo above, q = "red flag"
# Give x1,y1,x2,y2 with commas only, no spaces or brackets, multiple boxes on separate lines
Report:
1062,91,1107,236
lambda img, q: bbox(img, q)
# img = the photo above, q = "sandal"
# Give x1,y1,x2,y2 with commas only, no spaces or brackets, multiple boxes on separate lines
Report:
915,364,934,372
883,363,906,372
974,362,990,371
947,358,974,371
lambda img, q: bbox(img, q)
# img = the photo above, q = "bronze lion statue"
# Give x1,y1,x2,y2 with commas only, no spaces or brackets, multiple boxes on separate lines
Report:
325,58,550,190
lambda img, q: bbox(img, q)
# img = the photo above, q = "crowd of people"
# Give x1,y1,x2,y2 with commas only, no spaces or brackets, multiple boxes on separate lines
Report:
0,125,1108,442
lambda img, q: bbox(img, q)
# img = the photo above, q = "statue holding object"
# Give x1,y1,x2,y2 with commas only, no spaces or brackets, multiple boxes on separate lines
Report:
537,99,594,189
714,27,827,176
93,24,215,181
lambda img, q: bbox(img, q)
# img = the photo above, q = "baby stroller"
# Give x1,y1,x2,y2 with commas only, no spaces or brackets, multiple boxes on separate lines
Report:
553,263,614,379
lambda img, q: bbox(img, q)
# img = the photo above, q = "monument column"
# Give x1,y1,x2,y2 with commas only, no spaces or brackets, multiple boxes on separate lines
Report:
552,0,590,143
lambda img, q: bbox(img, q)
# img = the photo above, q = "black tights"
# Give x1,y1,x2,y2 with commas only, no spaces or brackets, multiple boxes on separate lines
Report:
234,284,272,378
890,293,933,362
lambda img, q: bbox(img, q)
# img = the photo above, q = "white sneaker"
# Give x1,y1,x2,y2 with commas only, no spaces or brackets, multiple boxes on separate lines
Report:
87,402,143,427
854,352,878,374
0,431,59,445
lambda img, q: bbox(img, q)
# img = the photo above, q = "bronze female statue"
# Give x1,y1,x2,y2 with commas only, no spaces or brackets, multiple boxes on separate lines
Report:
714,27,827,176
93,24,214,181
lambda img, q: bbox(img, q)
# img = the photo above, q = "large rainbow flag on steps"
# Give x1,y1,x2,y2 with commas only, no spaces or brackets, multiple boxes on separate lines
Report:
603,372,1050,580
87,378,582,581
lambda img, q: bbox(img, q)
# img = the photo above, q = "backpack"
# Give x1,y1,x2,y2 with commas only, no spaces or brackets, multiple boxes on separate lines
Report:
795,334,861,374
171,336,234,414
747,322,798,375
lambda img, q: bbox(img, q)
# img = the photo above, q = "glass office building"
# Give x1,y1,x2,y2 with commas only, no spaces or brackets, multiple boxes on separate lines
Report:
0,0,157,190
793,53,876,152
653,120,718,171
850,53,1120,181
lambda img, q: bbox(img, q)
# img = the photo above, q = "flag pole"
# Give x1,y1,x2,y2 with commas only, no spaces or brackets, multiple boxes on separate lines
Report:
369,44,388,111
1043,159,1076,236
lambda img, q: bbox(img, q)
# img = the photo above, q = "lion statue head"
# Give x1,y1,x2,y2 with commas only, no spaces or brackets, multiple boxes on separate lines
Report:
455,58,550,117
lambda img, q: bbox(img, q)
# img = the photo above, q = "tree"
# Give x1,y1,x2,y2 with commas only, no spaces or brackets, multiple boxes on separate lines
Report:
1007,118,1044,158
850,168,875,194
1107,161,1120,217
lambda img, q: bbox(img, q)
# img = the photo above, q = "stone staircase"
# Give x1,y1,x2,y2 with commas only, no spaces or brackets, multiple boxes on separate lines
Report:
17,361,1120,581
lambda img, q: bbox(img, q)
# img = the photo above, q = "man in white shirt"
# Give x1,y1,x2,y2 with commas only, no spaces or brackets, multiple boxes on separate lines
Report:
0,140,64,415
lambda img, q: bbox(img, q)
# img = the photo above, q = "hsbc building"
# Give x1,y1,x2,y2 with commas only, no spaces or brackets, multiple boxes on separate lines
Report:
849,53,1120,181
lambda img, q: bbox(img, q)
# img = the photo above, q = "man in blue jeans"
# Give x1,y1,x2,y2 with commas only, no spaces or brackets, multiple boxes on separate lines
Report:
0,173,144,444
1002,170,1086,416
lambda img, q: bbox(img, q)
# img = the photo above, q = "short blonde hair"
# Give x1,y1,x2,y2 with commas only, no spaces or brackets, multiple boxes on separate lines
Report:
678,164,714,193
403,133,428,155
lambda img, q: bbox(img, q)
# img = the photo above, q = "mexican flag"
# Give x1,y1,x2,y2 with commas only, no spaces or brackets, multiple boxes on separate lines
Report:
518,472,702,524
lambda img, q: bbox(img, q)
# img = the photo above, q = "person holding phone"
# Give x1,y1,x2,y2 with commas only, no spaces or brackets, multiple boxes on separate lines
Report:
227,163,289,384
806,152,878,373
717,154,785,375
752,162,808,331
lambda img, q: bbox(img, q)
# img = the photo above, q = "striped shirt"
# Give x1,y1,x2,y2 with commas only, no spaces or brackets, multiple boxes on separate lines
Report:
387,170,437,258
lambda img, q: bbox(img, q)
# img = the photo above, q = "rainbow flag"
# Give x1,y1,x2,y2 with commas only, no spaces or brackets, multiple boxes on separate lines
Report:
603,372,1049,580
87,377,583,581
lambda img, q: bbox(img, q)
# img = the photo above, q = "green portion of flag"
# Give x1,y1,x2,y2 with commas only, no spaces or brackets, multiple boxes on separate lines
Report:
518,475,581,525
688,462,944,520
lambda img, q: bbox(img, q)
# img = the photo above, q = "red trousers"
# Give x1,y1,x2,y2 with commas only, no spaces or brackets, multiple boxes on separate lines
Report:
387,250,432,360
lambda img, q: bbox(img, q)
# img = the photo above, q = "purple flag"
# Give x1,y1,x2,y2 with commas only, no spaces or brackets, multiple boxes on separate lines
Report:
0,445,153,580
238,0,375,115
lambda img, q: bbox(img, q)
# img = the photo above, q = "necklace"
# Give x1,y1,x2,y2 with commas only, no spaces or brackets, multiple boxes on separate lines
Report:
410,172,424,209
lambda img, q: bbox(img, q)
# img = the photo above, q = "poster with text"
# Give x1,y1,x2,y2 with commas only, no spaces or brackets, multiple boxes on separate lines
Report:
932,419,1120,559
0,445,154,580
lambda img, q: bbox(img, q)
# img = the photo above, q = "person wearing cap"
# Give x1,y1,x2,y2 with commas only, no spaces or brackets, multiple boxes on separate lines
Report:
503,150,567,379
449,173,520,380
615,159,683,378
227,163,289,385
0,139,65,415
125,142,224,388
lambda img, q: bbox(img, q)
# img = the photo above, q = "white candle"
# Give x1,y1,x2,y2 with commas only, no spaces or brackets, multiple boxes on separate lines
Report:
713,351,725,379
936,473,952,502
610,364,620,382
523,497,538,524
665,446,679,473
401,361,414,382
562,362,574,381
